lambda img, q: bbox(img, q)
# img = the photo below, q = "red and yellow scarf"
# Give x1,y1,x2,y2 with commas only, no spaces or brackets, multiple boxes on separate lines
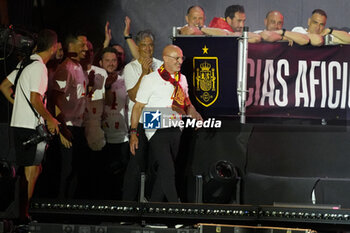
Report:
158,64,191,114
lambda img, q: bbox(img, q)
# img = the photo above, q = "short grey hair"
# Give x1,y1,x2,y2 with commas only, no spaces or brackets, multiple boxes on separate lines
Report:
135,30,155,45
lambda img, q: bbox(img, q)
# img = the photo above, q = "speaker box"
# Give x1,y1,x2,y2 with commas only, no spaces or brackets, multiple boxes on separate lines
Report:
242,173,318,205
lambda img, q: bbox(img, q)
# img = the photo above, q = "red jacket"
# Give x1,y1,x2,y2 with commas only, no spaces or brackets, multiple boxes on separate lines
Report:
208,17,234,32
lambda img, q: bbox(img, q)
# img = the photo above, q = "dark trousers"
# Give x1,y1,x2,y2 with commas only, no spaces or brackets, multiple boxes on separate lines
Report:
149,127,182,202
122,123,148,201
58,126,89,199
94,141,129,200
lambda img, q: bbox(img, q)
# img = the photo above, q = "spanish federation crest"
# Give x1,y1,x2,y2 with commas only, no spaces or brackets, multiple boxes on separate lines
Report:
193,57,219,107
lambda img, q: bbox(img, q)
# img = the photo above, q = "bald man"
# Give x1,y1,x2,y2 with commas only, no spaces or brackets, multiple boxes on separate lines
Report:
179,5,206,35
256,10,310,45
129,45,202,202
265,10,284,31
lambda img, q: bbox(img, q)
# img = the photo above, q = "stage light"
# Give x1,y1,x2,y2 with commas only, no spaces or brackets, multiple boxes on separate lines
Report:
63,224,74,233
202,160,238,204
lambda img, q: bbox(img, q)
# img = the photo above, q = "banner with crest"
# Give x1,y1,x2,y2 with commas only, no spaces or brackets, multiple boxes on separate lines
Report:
174,36,240,117
174,37,350,121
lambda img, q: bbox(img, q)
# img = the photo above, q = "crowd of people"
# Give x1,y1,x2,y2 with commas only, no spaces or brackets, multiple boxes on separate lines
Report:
180,5,350,46
0,3,349,221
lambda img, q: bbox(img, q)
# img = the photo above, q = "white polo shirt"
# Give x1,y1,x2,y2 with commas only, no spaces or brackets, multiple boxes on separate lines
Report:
124,58,163,125
136,70,189,140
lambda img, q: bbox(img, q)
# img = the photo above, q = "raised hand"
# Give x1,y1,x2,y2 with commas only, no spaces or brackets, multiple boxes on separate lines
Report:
124,16,131,36
103,21,112,48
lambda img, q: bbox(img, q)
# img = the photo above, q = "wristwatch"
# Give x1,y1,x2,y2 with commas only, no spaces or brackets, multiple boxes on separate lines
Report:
328,28,333,35
281,28,286,37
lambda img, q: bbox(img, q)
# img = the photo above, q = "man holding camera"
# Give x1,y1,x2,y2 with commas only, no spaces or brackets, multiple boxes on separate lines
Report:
0,29,60,219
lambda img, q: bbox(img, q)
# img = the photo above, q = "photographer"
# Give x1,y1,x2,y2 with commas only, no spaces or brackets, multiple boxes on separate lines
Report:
0,29,60,220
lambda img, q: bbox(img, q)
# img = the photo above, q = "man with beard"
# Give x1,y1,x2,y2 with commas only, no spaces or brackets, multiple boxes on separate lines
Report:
103,19,131,73
203,5,261,43
51,33,89,198
82,40,107,152
79,40,108,199
98,47,129,199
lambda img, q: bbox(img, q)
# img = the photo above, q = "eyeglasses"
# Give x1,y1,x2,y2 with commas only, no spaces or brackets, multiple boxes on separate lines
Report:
165,55,186,62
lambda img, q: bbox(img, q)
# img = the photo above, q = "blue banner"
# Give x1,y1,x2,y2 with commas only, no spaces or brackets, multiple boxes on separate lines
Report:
173,36,240,117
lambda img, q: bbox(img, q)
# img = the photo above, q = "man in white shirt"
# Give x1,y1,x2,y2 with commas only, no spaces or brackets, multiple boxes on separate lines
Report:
102,47,129,148
100,47,129,199
256,11,310,45
82,40,107,152
122,30,162,201
0,29,60,218
291,9,350,46
130,44,202,202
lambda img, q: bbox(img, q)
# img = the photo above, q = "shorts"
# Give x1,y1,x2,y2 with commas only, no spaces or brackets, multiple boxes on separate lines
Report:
10,127,46,167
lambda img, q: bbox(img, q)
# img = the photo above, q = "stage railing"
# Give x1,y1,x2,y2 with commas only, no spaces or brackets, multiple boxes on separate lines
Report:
173,35,350,122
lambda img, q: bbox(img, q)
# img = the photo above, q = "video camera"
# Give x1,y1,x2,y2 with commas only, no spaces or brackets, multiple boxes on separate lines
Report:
0,25,37,60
